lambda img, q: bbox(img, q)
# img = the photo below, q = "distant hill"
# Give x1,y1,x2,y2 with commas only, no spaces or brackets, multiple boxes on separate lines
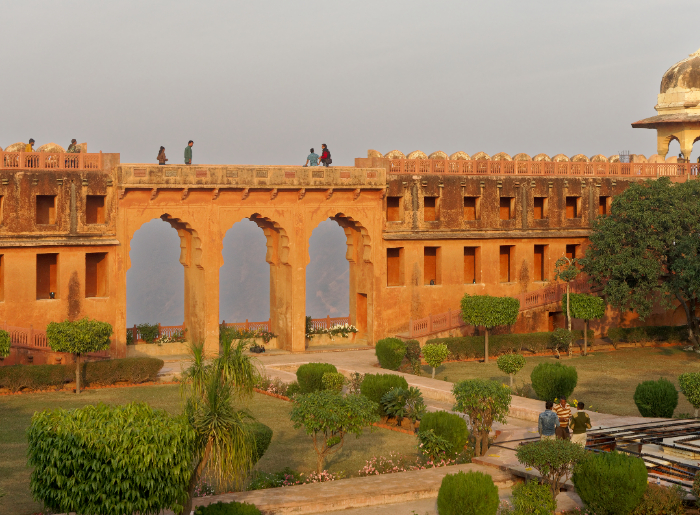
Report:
127,218,349,327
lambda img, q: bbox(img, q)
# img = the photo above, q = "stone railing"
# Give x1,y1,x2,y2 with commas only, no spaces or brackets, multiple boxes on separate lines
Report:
309,316,352,331
0,151,104,170
387,159,700,177
2,322,48,349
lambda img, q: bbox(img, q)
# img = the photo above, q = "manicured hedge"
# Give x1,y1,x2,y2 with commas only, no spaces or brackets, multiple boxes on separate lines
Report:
360,373,409,417
0,357,165,392
437,471,499,515
427,330,593,361
419,411,469,454
375,338,406,370
296,363,338,393
607,325,688,345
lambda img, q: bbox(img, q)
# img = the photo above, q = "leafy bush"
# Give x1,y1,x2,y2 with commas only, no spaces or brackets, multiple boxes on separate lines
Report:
634,378,678,418
460,294,520,363
631,484,685,515
360,373,409,417
417,429,453,461
423,343,449,378
285,382,301,397
497,354,526,387
0,357,164,392
511,481,557,515
347,372,364,395
290,391,378,472
248,467,302,490
572,451,648,515
608,327,624,345
516,439,587,499
608,325,689,345
679,372,700,417
453,379,511,456
296,363,338,393
381,386,426,423
250,422,273,465
419,411,469,454
375,338,407,370
194,501,262,515
136,322,160,343
437,470,499,515
550,328,574,357
28,402,195,515
321,372,345,393
0,329,10,358
530,362,578,402
404,339,421,374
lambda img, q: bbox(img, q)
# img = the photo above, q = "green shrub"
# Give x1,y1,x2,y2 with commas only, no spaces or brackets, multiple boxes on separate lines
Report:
437,470,499,515
634,378,678,418
321,372,345,393
28,402,195,515
516,439,587,499
419,411,469,454
679,372,700,418
631,484,685,515
550,328,574,356
573,451,648,515
511,481,557,515
296,363,338,393
0,329,10,358
497,354,526,387
607,325,688,345
0,364,67,392
250,422,273,465
248,467,302,490
375,338,407,370
404,339,422,374
530,362,578,402
360,373,408,417
423,343,449,378
285,382,301,397
137,323,160,343
417,429,453,461
194,501,262,515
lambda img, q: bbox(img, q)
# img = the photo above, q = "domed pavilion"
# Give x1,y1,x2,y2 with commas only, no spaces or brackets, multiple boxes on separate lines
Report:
632,47,700,160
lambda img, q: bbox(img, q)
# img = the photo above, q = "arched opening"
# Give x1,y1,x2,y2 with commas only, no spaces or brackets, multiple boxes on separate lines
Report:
668,138,681,161
127,218,184,329
219,219,270,325
306,219,351,340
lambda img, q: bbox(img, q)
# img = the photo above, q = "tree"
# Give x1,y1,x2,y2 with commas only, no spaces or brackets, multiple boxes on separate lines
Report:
452,379,511,456
46,318,113,394
290,390,379,473
180,338,261,515
562,293,606,356
423,343,449,379
555,257,580,356
496,354,526,388
0,329,10,358
679,372,700,418
516,439,587,500
460,294,519,363
579,177,700,347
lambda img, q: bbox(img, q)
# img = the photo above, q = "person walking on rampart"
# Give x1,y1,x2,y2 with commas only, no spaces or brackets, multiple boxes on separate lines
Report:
67,139,80,153
25,139,35,152
304,148,319,167
185,140,193,165
320,144,332,167
158,146,168,165
538,401,558,441
553,396,572,440
569,402,592,446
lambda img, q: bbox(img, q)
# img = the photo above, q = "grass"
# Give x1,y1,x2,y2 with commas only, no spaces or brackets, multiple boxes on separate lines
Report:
426,346,700,417
0,385,418,515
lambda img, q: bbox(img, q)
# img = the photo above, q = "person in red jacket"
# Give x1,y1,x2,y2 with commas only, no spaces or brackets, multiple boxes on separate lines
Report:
320,144,332,167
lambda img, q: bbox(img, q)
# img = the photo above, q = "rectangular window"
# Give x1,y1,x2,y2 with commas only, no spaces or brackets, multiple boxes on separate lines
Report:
566,244,579,261
387,248,404,287
566,196,581,219
598,196,610,216
0,255,4,302
36,195,56,225
424,197,438,222
464,247,481,284
424,247,440,285
499,197,514,220
499,245,514,283
463,196,480,220
533,196,548,219
534,244,547,281
36,253,58,300
85,252,108,298
386,196,401,222
86,195,106,224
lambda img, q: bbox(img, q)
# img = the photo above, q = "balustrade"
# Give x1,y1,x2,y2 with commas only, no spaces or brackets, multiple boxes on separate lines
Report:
0,151,103,170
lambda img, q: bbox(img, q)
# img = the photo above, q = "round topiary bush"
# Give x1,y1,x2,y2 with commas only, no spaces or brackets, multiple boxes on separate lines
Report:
511,481,556,515
530,362,578,402
634,378,678,418
375,338,407,370
572,451,648,515
497,354,526,388
321,372,345,393
437,470,499,515
360,373,409,417
194,501,262,514
296,363,338,394
419,410,469,455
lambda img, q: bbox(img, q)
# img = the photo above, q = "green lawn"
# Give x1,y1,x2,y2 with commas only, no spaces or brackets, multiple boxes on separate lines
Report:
427,346,700,417
0,385,418,515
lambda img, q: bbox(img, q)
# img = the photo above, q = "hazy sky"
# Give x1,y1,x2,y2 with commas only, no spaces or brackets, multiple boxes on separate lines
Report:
2,0,700,164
